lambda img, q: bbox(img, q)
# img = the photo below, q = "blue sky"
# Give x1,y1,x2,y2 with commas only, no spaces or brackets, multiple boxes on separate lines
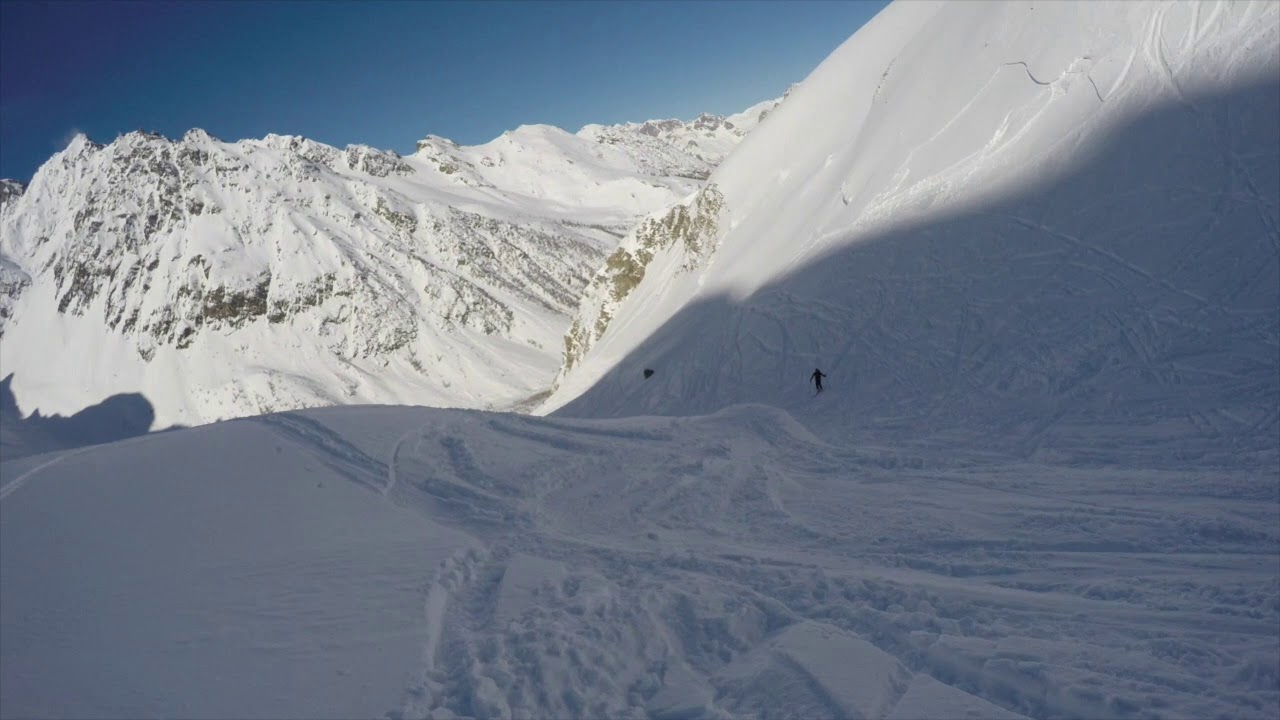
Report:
0,0,887,181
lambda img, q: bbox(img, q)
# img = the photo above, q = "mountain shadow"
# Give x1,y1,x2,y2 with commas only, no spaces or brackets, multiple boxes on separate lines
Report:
1,374,161,461
553,76,1279,470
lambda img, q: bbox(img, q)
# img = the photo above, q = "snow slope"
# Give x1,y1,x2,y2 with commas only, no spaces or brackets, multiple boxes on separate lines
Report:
0,102,776,428
545,0,1279,466
2,404,1276,718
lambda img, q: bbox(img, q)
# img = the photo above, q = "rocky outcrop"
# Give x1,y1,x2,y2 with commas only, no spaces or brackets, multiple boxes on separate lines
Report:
562,185,725,372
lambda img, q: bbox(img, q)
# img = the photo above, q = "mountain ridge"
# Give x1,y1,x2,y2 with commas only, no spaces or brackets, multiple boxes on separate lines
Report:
0,98,780,427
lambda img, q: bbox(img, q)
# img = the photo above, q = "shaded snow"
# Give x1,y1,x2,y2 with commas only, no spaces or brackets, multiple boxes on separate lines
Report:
0,373,157,463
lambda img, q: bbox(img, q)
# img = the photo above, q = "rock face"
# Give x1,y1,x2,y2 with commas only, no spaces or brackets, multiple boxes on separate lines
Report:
0,180,23,210
0,99,778,426
0,181,29,338
561,185,726,374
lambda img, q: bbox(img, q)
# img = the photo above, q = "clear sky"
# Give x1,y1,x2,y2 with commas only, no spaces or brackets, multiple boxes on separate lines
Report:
0,0,888,182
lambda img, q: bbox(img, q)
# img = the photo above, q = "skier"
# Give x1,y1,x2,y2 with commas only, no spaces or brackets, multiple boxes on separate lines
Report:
810,367,826,394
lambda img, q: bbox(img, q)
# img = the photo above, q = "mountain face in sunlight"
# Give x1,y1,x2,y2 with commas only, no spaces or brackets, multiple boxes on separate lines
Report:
0,102,777,428
545,0,1279,464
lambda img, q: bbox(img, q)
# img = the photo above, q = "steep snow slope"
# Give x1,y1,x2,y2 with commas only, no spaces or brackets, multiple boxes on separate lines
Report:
545,0,1279,466
0,102,777,428
3,405,1276,718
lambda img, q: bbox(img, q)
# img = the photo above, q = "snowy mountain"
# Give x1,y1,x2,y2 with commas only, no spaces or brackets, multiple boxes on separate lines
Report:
0,101,777,427
577,98,781,179
546,0,1279,465
2,2,1278,719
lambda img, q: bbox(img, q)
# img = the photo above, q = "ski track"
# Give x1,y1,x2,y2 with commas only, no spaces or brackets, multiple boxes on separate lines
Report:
254,411,389,493
0,446,94,501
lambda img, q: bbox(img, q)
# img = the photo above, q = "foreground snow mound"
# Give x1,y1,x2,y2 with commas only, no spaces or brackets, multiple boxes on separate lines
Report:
1,407,475,719
4,404,1276,718
546,0,1280,466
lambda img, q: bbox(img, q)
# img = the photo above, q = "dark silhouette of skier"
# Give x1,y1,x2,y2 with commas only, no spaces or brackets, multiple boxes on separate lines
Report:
810,368,826,394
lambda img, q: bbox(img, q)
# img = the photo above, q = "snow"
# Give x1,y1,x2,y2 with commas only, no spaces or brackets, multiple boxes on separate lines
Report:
2,1,1278,718
494,553,569,624
888,673,1029,720
2,410,475,719
0,373,156,464
3,403,1276,718
716,620,912,719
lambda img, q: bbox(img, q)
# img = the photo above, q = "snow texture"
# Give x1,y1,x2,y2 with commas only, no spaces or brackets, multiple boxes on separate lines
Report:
3,403,1276,718
2,1,1278,719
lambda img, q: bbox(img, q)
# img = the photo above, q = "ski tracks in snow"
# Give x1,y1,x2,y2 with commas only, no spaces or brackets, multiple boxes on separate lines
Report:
256,412,391,493
359,405,1279,720
233,408,1277,719
0,445,95,501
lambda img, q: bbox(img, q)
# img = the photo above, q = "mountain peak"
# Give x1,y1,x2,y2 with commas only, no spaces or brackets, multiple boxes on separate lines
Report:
62,132,102,157
120,129,170,144
574,98,781,175
181,128,218,144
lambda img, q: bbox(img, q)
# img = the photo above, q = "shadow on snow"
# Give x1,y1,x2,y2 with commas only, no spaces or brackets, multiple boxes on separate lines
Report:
554,77,1279,469
0,373,169,461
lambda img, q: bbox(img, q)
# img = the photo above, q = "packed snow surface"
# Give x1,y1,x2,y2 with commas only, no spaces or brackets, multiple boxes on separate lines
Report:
2,1,1278,718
